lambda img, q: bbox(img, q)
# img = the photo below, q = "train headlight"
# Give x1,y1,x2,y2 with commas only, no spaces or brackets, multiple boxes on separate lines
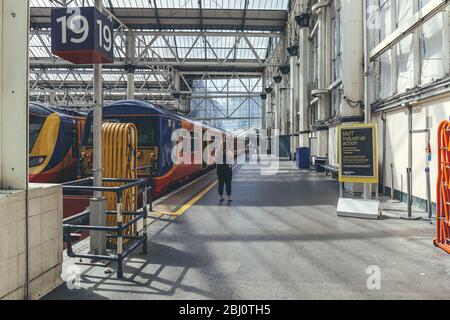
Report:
29,156,46,167
137,151,144,160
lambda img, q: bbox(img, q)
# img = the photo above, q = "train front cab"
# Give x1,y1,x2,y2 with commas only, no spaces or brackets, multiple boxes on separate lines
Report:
29,103,84,183
82,115,158,176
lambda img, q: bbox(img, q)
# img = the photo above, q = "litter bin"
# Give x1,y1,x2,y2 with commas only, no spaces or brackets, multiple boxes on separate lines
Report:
296,148,310,169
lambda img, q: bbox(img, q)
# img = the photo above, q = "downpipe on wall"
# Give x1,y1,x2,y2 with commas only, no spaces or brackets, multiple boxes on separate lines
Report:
363,0,372,200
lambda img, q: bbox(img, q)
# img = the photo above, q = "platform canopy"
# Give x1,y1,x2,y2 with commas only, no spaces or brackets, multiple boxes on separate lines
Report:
30,0,288,31
30,0,288,70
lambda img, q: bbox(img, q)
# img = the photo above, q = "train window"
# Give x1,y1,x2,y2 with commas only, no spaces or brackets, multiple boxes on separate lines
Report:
29,114,46,152
86,117,157,147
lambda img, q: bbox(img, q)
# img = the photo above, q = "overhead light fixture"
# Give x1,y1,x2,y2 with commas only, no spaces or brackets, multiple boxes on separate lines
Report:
279,65,290,75
295,13,311,28
260,93,268,100
265,87,273,94
273,76,283,84
287,46,299,57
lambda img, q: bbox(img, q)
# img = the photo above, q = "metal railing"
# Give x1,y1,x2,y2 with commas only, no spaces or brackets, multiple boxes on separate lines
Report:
62,178,152,278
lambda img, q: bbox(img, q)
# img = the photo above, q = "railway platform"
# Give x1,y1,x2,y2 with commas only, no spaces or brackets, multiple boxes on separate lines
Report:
44,161,450,300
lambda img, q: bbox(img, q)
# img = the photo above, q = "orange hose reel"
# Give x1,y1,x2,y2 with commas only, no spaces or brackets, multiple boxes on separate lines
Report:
102,122,138,246
435,121,450,254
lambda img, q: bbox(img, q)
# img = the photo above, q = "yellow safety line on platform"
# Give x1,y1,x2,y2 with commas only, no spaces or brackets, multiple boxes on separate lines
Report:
151,180,218,217
150,165,239,218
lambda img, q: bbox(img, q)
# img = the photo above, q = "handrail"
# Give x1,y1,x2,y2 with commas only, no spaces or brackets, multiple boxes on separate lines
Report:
63,178,152,278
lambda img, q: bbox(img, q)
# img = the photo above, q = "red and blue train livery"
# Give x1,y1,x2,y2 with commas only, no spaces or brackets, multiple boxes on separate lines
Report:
81,100,240,197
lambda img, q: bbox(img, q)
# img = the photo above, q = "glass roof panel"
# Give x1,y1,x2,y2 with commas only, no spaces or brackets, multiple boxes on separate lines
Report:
30,0,289,10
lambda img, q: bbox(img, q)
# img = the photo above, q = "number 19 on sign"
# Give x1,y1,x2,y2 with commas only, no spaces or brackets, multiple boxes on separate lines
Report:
51,7,114,64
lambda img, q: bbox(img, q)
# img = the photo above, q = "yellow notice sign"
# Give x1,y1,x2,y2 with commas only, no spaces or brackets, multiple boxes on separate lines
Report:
338,123,378,184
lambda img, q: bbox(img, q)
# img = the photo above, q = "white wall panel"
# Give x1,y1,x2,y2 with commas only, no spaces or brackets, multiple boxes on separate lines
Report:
377,98,450,204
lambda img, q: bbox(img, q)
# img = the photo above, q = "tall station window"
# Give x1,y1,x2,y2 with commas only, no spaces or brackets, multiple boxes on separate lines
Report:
190,77,263,131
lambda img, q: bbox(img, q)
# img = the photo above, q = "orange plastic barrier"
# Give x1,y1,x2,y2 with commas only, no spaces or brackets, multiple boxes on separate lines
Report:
435,121,450,254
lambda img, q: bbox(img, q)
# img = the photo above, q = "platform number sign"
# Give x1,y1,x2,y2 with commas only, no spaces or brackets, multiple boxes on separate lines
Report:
51,7,114,64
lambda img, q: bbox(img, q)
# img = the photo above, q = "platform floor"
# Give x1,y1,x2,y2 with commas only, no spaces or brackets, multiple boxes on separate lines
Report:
45,161,450,300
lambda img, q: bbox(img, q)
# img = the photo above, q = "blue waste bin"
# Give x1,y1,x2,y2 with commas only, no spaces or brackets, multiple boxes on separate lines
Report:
296,148,310,169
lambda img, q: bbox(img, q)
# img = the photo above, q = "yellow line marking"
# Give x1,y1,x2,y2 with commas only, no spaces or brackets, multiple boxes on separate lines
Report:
149,165,238,218
150,180,218,217
149,211,174,216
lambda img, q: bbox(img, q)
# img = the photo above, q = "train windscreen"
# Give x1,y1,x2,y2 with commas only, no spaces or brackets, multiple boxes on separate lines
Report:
86,117,157,147
29,114,47,152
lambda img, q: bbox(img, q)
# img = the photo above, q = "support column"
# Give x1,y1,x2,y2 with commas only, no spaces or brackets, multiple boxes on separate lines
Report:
262,76,267,129
261,93,268,130
49,90,57,106
126,31,135,100
341,0,364,118
91,0,106,256
265,86,274,131
315,3,331,158
298,14,311,149
274,80,281,131
289,49,299,157
127,72,135,99
0,1,29,190
286,76,290,137
174,71,181,111
281,76,289,136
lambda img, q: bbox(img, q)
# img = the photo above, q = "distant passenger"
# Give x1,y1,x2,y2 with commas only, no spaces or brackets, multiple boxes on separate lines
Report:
245,144,250,163
216,143,234,202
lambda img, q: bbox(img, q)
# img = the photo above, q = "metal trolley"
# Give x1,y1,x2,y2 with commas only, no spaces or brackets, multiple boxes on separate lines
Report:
62,178,152,278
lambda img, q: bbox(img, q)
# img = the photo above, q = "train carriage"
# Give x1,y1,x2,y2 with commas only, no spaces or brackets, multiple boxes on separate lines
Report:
81,100,239,197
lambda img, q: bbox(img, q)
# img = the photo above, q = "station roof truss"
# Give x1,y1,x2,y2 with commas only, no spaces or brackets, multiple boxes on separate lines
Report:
29,0,289,123
30,0,288,32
